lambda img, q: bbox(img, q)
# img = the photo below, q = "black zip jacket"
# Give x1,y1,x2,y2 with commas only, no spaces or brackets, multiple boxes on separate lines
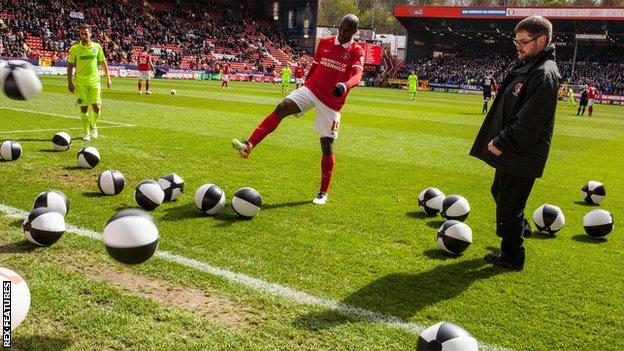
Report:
470,44,561,178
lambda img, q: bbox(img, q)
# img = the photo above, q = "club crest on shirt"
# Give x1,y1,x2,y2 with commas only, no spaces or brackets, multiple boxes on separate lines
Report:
513,83,523,96
341,52,350,60
92,48,97,55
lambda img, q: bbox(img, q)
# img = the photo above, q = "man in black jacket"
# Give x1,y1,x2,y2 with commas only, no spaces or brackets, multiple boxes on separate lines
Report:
578,85,589,116
470,16,561,270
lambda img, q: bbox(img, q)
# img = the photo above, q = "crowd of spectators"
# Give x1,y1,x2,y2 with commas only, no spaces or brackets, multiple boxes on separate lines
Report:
3,0,622,94
0,0,310,72
396,43,624,95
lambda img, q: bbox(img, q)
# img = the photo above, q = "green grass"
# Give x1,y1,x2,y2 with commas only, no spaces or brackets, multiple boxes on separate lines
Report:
1,76,623,350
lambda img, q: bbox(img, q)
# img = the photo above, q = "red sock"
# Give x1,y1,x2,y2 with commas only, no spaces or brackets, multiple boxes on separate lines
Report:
320,154,335,194
146,80,150,91
248,112,282,147
588,106,593,116
138,81,142,91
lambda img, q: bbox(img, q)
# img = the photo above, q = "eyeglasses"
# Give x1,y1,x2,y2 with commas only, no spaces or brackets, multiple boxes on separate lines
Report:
512,35,541,47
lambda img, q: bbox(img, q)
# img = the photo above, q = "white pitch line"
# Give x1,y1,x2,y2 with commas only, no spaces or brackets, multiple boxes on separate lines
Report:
0,203,510,351
0,107,137,127
0,125,134,134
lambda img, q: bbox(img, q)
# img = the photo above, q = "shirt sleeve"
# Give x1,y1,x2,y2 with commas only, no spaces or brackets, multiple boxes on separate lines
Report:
97,44,106,62
351,47,364,70
67,46,76,65
345,47,364,89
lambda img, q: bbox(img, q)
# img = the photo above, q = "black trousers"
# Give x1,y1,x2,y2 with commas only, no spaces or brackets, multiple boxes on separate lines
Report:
491,169,536,264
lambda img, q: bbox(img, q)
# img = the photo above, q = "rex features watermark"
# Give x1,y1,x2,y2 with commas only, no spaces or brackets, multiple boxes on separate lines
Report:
2,280,10,349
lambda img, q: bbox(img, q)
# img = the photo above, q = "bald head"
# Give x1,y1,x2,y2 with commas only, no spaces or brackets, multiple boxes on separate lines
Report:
338,14,359,44
342,14,359,28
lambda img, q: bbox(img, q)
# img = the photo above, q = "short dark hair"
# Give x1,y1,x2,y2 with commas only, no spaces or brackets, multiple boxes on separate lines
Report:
515,16,552,43
79,23,91,31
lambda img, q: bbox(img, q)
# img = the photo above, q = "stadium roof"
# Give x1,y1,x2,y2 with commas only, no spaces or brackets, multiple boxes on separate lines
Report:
394,6,624,43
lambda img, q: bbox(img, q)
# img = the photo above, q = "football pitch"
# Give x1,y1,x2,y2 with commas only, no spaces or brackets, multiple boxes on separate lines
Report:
1,75,623,350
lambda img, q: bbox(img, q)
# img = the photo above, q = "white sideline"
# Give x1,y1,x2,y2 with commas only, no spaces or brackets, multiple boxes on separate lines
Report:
0,107,137,127
0,203,510,351
0,125,134,134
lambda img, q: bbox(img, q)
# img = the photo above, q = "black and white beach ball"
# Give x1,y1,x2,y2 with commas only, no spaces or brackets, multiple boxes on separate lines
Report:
0,267,30,331
232,187,262,218
417,321,479,351
194,183,226,215
157,173,185,202
0,140,22,161
77,146,100,168
437,220,473,256
52,132,71,151
581,181,606,205
134,179,165,211
583,209,614,239
0,60,42,100
103,209,159,264
532,204,565,236
440,195,470,222
98,170,126,195
418,187,445,216
33,190,69,217
22,208,66,246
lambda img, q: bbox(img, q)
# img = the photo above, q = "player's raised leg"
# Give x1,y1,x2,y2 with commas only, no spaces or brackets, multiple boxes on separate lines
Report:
232,98,302,159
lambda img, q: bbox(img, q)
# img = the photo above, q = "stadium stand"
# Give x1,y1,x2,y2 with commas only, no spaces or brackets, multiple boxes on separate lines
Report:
0,0,314,74
395,43,624,95
2,1,622,94
391,6,624,95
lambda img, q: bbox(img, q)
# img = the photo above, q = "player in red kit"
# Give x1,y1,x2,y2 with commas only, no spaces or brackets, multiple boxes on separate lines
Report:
294,63,305,89
232,14,364,205
586,82,599,116
221,63,230,89
137,46,153,95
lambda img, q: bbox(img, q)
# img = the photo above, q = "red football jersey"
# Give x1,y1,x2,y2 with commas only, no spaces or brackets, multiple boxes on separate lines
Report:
587,87,599,99
305,36,364,111
295,66,305,79
222,64,230,75
138,52,151,71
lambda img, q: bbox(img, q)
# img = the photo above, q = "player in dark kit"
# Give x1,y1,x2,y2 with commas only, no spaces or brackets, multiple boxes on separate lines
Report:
482,73,496,114
577,85,589,116
232,14,364,205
